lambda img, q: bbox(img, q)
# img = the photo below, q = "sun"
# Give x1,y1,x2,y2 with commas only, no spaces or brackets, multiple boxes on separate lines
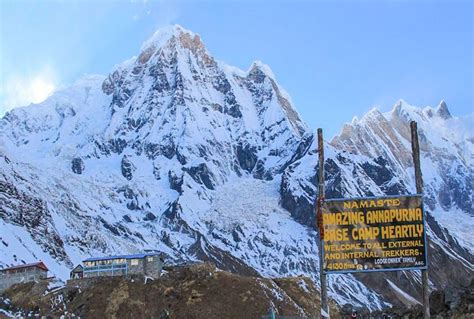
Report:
30,76,56,104
1,71,57,114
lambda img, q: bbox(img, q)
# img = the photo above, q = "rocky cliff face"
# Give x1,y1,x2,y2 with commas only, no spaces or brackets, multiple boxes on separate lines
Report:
0,25,472,310
280,99,473,305
331,100,473,217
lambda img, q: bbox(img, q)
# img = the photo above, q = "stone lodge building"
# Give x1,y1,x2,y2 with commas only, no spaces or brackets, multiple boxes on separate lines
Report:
78,252,163,279
0,262,49,292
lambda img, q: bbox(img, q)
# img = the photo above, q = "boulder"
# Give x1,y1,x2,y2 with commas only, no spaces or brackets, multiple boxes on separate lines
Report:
71,158,84,174
121,155,136,180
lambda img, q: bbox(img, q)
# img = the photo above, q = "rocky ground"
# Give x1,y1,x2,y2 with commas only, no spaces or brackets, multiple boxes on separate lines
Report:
0,263,472,318
0,263,339,318
339,279,474,319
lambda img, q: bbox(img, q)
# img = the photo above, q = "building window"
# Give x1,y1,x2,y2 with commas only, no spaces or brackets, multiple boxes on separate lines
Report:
147,257,153,262
130,259,139,266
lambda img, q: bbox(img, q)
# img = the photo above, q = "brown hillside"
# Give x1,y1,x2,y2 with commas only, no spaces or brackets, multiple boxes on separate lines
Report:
0,263,339,318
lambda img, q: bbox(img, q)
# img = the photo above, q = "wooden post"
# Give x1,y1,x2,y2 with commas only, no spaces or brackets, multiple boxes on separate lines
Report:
317,128,329,318
410,121,430,319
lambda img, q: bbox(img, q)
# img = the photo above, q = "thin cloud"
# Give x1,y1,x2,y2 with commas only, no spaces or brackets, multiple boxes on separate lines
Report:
131,0,179,24
1,68,57,115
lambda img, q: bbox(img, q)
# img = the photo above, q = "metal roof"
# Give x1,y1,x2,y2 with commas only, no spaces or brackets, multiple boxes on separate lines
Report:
83,252,159,262
0,261,49,272
70,264,83,272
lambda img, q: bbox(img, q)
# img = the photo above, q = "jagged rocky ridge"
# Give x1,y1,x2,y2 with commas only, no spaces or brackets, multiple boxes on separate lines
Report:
281,100,473,306
0,25,472,310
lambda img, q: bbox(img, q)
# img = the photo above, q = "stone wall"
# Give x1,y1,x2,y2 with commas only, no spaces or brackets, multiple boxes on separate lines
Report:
126,258,145,276
0,268,47,292
143,255,163,278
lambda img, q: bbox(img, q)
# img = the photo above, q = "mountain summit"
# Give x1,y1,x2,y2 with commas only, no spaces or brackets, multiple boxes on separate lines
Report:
1,26,472,310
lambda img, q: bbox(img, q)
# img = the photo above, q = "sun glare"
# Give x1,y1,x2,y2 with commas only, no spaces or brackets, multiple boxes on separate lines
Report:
2,72,56,113
30,77,56,104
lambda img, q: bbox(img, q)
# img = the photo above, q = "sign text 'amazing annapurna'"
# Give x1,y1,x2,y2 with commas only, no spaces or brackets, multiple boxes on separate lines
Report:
322,195,427,273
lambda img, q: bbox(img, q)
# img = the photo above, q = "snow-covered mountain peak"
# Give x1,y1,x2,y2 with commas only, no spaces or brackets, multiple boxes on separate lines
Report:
348,115,359,126
97,24,309,140
388,99,453,123
2,24,310,183
434,100,451,119
331,100,473,220
393,98,408,110
389,99,419,120
248,60,276,80
140,24,197,51
361,107,385,122
335,100,471,155
136,23,213,69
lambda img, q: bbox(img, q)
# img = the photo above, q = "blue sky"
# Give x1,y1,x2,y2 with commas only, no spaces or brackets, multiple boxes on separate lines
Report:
1,0,472,138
